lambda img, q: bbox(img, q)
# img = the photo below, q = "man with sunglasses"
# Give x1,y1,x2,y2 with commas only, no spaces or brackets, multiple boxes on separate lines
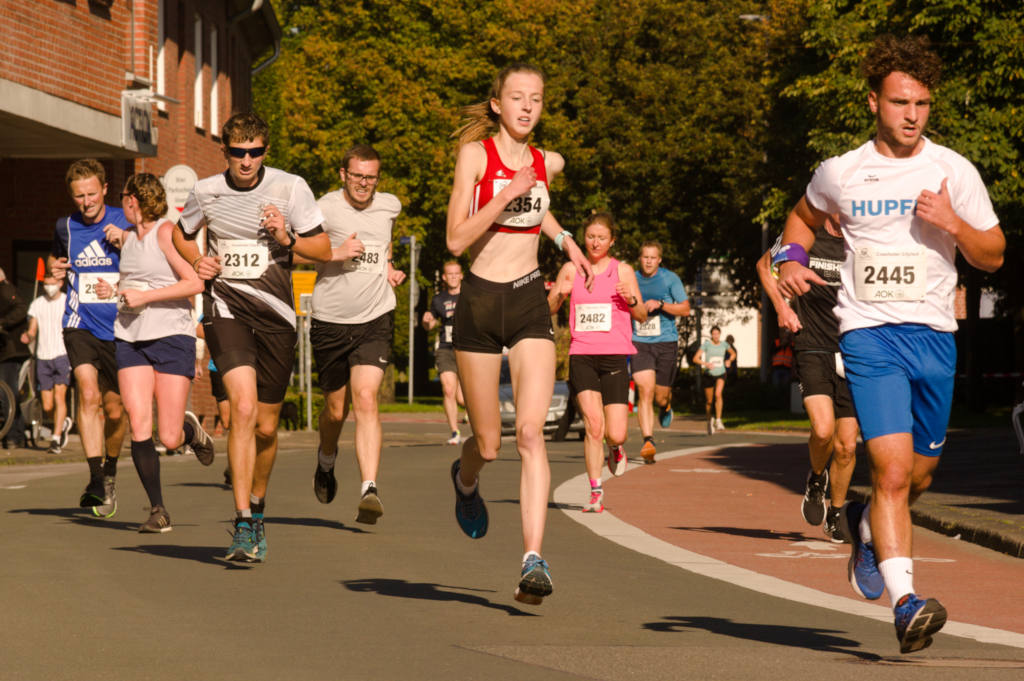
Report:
306,145,405,526
173,112,331,562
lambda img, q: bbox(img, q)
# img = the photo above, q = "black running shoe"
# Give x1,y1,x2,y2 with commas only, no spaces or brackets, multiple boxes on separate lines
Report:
824,505,845,543
313,447,337,504
185,411,215,466
79,478,105,507
801,468,828,526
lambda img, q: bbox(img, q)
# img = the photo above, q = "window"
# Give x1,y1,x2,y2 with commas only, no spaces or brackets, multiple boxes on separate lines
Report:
193,14,203,129
156,0,166,111
209,26,218,134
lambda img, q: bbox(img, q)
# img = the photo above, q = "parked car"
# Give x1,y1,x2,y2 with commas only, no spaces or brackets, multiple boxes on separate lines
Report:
499,356,585,438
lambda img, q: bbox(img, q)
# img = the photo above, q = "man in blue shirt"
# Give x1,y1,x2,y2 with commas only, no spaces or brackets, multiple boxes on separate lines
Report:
50,159,129,515
631,241,690,462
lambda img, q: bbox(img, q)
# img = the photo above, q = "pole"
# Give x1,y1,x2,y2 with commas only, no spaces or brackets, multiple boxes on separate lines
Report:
407,235,417,405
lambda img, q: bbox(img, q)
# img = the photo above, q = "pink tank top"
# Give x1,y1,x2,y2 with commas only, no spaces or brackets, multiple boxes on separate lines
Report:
569,258,637,356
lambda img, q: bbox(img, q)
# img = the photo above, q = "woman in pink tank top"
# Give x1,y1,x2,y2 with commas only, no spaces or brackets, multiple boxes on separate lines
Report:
548,213,646,513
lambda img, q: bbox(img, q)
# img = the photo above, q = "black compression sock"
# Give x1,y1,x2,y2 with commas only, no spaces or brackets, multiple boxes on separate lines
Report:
102,456,118,478
87,457,103,482
131,438,163,507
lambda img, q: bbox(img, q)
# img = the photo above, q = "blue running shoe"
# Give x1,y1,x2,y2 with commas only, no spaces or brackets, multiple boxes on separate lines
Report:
514,554,553,605
894,593,947,653
226,518,259,562
659,405,673,428
451,459,488,539
840,502,884,600
252,513,267,562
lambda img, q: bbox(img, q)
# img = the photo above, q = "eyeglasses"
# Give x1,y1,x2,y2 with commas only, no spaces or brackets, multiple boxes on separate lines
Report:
346,171,379,184
227,146,267,159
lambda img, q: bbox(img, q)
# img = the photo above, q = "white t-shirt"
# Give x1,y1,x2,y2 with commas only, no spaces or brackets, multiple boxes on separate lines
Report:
179,167,324,332
27,293,67,360
312,191,402,324
806,138,999,333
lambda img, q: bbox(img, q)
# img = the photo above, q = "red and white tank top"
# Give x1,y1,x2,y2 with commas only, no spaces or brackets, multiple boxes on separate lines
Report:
471,137,550,234
569,259,637,356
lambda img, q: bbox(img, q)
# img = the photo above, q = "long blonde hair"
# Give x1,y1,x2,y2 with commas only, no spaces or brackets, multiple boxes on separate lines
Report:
453,62,545,147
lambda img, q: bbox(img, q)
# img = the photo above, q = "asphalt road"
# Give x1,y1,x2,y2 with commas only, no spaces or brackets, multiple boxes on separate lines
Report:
2,421,1022,681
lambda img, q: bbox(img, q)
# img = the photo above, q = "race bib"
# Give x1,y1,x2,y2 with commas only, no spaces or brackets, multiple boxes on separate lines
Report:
443,324,453,344
634,315,661,337
117,280,150,314
494,180,549,228
575,303,612,332
707,355,724,370
343,242,387,275
78,272,118,304
219,239,269,279
853,246,927,302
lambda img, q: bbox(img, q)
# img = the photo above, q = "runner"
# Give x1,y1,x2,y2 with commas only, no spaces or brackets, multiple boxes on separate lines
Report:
422,260,465,445
94,173,212,532
446,62,592,604
174,112,331,561
756,217,858,541
21,275,73,454
631,242,690,462
49,159,129,516
306,144,406,525
776,35,1005,653
548,213,645,512
692,326,735,434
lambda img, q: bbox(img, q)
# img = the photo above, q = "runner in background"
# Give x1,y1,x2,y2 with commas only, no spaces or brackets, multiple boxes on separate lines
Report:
693,326,735,435
21,274,73,454
422,260,465,445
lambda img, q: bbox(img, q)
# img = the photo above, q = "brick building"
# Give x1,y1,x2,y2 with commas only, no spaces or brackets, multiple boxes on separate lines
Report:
0,0,281,422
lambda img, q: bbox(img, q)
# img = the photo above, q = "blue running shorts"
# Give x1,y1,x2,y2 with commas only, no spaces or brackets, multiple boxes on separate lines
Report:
839,324,955,457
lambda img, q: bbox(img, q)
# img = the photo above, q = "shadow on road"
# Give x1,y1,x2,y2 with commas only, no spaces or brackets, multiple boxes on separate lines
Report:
271,516,369,533
9,506,139,532
669,526,812,542
643,615,882,661
342,578,537,617
114,544,254,569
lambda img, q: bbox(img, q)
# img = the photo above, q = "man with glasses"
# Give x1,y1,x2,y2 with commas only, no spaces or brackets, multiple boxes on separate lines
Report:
173,112,331,562
50,159,129,514
422,260,465,445
308,145,406,526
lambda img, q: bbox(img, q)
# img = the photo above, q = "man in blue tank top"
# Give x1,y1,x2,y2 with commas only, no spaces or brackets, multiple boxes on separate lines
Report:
49,159,129,515
631,241,690,462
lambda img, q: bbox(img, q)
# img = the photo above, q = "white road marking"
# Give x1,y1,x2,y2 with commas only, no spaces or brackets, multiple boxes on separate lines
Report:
555,445,1024,650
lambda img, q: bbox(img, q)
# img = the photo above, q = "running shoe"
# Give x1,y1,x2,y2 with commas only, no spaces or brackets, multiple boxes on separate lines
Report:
252,512,267,562
824,505,845,543
659,405,674,428
715,418,724,431
223,466,232,487
514,554,553,605
451,459,488,539
894,593,947,654
640,437,656,464
840,502,884,600
582,488,604,513
313,448,337,504
707,418,715,435
226,518,259,562
59,416,73,448
184,411,215,466
79,477,105,507
91,476,117,518
47,440,61,455
139,505,172,533
446,430,461,445
801,468,829,526
607,445,627,477
356,485,384,525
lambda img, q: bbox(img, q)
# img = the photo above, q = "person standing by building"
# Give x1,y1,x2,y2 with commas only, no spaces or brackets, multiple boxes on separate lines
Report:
693,326,735,434
307,145,406,526
445,62,592,604
0,267,30,449
631,242,690,462
422,260,465,445
21,275,73,454
548,213,645,512
49,159,129,514
757,217,858,541
777,35,1004,653
95,173,211,532
174,112,331,562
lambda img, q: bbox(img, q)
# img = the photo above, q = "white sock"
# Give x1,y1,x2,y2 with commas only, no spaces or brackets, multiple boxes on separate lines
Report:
318,447,337,471
523,550,541,564
455,469,477,495
859,502,873,544
879,557,914,608
361,480,375,495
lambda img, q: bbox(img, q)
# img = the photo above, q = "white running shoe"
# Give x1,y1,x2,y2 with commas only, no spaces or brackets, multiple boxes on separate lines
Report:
715,418,724,431
606,445,627,477
446,430,461,445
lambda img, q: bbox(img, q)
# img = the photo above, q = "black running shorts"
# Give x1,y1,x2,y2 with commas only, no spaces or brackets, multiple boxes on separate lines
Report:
630,340,679,387
311,313,393,393
453,270,553,354
569,354,629,405
63,328,119,394
795,350,855,419
203,317,296,404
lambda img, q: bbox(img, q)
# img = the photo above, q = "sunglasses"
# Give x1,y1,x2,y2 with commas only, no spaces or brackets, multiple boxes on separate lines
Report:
227,146,267,159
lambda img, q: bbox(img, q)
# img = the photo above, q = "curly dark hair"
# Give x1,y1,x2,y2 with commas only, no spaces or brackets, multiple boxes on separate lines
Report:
862,35,942,92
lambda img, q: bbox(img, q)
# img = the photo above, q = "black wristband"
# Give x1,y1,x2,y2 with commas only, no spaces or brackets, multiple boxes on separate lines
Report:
630,295,639,307
286,233,297,248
